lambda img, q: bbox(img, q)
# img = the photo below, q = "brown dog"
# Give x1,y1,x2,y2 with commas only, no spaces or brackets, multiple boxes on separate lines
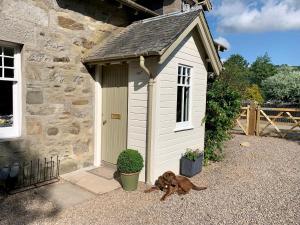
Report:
145,171,207,201
144,174,178,201
144,175,168,193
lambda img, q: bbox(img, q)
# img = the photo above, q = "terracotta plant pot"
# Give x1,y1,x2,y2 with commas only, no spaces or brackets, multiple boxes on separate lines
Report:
120,172,140,191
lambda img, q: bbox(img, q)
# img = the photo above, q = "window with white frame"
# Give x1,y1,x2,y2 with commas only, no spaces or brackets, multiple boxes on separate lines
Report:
0,42,21,139
176,65,191,128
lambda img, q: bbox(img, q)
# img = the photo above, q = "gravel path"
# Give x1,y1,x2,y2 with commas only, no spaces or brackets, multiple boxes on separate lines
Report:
1,135,299,225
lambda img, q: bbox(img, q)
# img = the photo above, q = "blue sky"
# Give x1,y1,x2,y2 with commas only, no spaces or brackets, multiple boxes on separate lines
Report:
206,0,300,66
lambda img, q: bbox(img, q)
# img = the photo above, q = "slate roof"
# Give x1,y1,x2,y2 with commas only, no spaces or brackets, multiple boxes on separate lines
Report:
84,9,202,63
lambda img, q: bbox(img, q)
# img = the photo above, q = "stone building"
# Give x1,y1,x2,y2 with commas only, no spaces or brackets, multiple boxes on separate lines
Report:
0,0,157,173
0,0,223,182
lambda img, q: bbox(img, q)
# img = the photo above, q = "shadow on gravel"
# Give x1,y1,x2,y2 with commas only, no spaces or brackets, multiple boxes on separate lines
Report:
285,132,300,145
0,190,60,225
0,143,61,224
232,128,300,145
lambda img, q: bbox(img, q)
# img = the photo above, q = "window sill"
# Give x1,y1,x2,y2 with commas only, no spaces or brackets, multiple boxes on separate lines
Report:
0,136,23,142
174,124,194,132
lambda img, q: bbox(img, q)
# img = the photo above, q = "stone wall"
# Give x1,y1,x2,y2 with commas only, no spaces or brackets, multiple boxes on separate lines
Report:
163,0,182,14
0,0,135,173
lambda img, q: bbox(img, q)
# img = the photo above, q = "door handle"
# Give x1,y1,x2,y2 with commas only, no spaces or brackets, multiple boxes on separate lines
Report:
103,120,107,125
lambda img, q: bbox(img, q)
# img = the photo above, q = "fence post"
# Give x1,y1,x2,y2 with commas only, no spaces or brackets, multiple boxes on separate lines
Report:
246,106,250,135
247,101,257,135
256,105,261,136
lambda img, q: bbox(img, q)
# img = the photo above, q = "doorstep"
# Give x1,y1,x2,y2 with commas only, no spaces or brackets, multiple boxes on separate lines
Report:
61,166,121,194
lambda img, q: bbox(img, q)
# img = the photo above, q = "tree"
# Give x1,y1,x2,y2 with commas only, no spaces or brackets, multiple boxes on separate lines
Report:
249,53,277,86
276,64,300,73
219,54,250,94
244,84,264,105
261,71,300,103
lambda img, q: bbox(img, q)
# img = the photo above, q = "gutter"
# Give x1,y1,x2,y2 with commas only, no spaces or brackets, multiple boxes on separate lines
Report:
83,51,160,64
139,56,154,184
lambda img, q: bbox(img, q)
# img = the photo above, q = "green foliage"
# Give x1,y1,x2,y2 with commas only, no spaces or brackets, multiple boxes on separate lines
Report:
219,54,250,94
183,149,201,161
261,72,300,103
117,149,144,173
244,84,264,105
204,80,241,162
249,53,277,86
276,65,300,73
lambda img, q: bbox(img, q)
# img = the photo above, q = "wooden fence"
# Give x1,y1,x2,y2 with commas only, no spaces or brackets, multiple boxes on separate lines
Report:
236,103,300,138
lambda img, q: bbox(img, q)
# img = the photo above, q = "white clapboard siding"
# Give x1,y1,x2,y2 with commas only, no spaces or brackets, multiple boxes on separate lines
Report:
127,61,149,181
152,30,208,182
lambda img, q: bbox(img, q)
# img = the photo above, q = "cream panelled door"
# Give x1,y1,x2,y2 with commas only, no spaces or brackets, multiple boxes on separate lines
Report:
101,64,128,165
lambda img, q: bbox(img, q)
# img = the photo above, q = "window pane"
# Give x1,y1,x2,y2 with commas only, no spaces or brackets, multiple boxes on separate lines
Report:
4,68,14,78
186,77,190,85
183,67,186,76
182,76,185,84
187,68,190,76
177,75,181,84
0,68,2,77
184,87,190,121
178,66,182,75
0,81,13,127
176,86,183,122
4,47,14,57
4,57,14,67
0,58,2,66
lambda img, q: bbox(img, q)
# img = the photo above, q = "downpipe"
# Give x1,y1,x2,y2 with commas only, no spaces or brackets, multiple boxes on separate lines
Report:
139,56,154,184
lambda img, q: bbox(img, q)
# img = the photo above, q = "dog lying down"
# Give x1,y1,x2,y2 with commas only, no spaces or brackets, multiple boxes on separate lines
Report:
144,171,207,201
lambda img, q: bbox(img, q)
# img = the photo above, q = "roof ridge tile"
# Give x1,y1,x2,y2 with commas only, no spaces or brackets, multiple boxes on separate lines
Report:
134,6,203,24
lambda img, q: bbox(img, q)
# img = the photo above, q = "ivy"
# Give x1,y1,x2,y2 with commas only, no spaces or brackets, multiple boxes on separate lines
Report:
204,80,241,162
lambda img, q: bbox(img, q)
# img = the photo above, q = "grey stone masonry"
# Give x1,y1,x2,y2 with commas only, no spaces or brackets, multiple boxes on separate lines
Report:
0,0,145,173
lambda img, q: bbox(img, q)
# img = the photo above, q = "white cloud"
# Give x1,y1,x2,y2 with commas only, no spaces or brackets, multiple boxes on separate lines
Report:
214,36,231,49
213,0,300,33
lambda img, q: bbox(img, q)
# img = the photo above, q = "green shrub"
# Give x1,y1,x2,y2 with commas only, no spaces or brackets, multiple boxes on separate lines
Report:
183,149,201,161
244,84,264,105
117,149,144,173
262,72,300,103
204,80,241,162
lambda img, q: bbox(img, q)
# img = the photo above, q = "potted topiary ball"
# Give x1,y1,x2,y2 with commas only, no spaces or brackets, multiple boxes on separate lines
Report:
180,149,204,177
117,149,144,191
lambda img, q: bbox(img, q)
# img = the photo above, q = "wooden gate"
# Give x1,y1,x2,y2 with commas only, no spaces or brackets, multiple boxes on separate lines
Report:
236,106,249,135
257,107,300,137
236,103,300,138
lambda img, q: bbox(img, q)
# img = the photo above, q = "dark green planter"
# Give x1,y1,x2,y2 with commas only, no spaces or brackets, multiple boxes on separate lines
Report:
120,172,140,191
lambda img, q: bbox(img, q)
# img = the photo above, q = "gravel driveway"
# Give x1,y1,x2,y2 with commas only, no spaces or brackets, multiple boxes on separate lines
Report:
1,135,299,225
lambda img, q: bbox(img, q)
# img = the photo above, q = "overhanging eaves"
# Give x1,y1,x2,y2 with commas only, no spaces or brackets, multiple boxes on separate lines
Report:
158,11,222,75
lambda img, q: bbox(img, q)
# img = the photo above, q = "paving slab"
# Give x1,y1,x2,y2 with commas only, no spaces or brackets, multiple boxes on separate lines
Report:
61,168,121,194
88,166,115,180
75,173,121,194
36,181,95,209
